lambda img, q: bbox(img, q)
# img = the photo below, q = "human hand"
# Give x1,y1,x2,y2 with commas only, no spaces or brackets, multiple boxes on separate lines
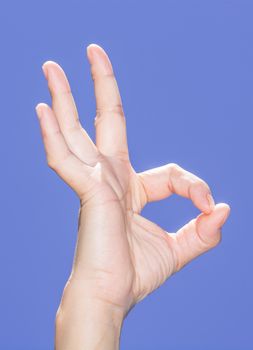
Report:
36,44,230,349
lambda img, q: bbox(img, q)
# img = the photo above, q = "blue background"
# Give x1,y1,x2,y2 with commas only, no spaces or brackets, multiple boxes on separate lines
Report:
0,0,252,349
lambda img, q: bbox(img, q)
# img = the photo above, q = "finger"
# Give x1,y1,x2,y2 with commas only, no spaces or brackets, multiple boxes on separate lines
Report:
35,103,93,197
42,61,99,166
169,203,230,272
86,43,129,160
138,163,215,214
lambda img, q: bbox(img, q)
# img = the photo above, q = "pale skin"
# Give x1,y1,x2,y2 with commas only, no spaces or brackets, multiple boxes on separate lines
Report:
35,44,230,350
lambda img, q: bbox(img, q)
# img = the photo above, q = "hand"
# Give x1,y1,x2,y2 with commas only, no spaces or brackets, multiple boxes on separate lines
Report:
36,44,230,348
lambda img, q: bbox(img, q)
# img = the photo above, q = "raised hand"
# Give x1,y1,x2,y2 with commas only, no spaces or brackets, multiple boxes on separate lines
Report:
35,44,230,335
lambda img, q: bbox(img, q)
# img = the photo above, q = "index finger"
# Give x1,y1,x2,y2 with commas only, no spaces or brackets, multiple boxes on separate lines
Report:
138,163,215,214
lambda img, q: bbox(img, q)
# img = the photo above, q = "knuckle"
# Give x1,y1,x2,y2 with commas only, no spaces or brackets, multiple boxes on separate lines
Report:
192,178,210,192
63,123,81,134
47,152,72,171
193,178,206,187
47,157,57,170
94,104,125,127
113,103,124,116
91,70,115,82
214,234,222,246
168,162,181,173
104,72,115,79
52,88,72,100
214,230,222,244
197,226,222,250
115,150,130,162
44,129,62,142
205,234,222,250
96,104,124,116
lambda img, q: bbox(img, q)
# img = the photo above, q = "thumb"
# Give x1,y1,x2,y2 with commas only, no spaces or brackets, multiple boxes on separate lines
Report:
171,203,231,272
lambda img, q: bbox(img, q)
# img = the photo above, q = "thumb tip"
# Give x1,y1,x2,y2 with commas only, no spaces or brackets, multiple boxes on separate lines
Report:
196,202,230,244
199,202,231,223
214,203,231,226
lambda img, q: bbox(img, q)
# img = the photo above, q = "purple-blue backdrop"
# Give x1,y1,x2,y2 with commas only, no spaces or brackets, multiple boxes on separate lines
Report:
0,1,251,349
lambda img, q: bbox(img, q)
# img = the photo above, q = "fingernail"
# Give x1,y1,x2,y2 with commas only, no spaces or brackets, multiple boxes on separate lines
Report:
219,207,230,227
42,64,48,80
206,193,215,210
35,105,43,119
87,44,113,75
86,44,94,60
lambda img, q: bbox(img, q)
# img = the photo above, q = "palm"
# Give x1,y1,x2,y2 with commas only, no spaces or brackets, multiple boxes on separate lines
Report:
36,44,230,317
77,155,176,309
97,159,178,305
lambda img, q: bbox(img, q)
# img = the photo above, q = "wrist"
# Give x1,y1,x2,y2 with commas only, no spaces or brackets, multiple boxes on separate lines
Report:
55,281,124,350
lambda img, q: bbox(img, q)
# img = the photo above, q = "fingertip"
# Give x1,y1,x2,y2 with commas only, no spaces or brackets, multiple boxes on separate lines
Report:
200,203,230,229
193,189,215,215
206,193,216,210
35,102,48,119
215,203,231,226
86,43,98,61
217,202,231,212
42,60,59,69
86,44,94,60
194,203,230,245
35,102,49,110
42,61,59,80
86,43,113,75
86,43,104,57
41,61,70,93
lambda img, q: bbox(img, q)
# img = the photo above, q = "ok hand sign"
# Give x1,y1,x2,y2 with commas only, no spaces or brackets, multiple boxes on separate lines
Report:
36,44,230,320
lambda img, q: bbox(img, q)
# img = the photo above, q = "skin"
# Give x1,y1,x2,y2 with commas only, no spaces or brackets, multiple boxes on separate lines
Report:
35,43,230,350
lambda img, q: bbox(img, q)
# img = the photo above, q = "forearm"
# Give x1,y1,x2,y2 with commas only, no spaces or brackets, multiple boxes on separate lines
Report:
54,281,124,350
